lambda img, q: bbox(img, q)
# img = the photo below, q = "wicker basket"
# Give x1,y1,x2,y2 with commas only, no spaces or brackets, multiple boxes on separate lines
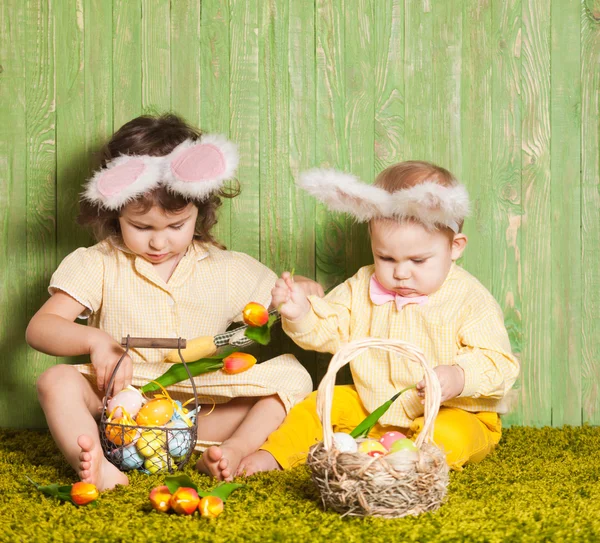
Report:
99,336,199,474
307,338,449,518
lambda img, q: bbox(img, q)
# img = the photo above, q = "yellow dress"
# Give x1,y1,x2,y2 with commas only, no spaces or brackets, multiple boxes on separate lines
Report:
49,238,313,448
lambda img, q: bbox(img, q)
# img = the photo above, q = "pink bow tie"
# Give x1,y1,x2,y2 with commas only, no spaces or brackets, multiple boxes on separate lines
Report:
369,275,428,310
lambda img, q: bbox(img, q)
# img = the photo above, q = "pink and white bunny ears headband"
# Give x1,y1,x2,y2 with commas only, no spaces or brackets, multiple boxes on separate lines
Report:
83,134,239,210
297,169,470,233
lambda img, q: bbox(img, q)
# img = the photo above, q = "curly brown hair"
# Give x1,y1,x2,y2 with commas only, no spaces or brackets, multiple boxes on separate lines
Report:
77,114,239,248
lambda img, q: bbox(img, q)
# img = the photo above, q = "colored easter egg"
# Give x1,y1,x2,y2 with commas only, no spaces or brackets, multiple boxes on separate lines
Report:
332,432,358,453
136,398,174,427
106,386,144,419
137,429,166,458
166,420,194,458
105,418,138,446
379,431,406,451
357,440,387,456
144,450,170,474
389,438,418,453
120,442,145,470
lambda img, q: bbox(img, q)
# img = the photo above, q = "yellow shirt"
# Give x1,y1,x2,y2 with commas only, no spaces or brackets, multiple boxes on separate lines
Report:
48,239,312,411
283,263,519,427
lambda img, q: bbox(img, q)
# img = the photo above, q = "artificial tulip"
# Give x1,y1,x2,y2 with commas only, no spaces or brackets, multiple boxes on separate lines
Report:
198,495,224,518
242,302,269,327
170,487,200,515
70,482,98,505
149,485,172,512
223,352,257,374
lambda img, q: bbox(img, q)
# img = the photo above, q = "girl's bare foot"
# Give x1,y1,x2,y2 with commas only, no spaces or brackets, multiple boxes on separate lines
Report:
236,450,282,477
196,443,245,481
77,435,129,491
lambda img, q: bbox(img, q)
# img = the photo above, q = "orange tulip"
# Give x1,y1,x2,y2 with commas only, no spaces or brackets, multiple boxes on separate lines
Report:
222,352,257,374
70,482,98,505
198,495,224,518
242,302,269,327
149,485,172,512
170,487,200,515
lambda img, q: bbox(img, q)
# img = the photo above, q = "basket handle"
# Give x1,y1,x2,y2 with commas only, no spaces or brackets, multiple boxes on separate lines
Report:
120,337,187,349
316,338,442,450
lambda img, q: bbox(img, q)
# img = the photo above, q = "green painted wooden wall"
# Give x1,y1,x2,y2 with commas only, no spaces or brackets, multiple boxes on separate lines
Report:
1,0,599,429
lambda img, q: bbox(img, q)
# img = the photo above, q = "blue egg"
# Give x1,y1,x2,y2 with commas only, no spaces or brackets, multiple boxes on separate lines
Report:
121,442,145,470
167,420,194,458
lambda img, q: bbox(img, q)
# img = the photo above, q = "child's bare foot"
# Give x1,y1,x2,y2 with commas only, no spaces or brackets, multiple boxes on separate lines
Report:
236,450,282,477
196,443,245,481
77,435,129,491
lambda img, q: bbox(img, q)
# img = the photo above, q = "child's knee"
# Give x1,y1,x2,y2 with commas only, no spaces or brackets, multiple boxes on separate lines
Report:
36,364,81,399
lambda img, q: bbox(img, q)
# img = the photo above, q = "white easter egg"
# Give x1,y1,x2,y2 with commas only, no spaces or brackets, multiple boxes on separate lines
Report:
332,432,358,453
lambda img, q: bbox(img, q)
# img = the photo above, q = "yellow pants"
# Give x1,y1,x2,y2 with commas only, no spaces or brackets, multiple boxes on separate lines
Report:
260,385,502,470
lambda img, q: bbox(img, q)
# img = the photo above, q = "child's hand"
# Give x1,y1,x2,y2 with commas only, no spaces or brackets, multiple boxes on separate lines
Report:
271,272,311,321
291,275,325,298
416,364,465,403
89,333,133,396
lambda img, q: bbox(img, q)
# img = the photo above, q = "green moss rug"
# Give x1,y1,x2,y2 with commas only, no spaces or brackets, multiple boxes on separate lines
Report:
1,426,599,542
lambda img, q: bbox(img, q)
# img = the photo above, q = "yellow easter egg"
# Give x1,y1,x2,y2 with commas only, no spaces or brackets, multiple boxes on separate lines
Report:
135,398,174,427
357,439,387,456
136,429,166,458
144,450,169,474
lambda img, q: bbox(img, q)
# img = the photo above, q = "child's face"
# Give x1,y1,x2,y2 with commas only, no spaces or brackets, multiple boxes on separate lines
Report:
119,203,198,265
370,219,467,297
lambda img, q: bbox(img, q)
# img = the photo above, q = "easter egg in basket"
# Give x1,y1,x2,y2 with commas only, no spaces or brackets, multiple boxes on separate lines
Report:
137,429,167,458
107,386,145,419
166,420,195,458
144,450,170,474
105,418,138,446
135,398,174,426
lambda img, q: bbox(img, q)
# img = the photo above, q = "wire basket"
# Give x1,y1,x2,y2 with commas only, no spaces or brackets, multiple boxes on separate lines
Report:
307,338,449,518
99,336,199,474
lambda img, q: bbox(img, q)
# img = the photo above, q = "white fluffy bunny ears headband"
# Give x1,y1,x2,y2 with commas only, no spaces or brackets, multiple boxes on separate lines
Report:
297,169,470,233
83,135,239,210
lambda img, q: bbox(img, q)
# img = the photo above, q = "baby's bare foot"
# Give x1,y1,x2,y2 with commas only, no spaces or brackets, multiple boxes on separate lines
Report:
196,443,245,481
77,435,129,491
236,450,282,477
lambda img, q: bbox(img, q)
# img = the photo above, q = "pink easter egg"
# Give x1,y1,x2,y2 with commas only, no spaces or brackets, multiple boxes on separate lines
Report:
107,387,144,419
379,431,406,451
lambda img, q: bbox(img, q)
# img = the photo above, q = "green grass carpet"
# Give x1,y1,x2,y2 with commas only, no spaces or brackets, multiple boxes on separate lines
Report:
1,426,600,542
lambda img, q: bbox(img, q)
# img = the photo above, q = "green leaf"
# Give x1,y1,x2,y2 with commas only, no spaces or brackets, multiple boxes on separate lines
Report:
208,482,244,502
350,385,417,439
27,477,75,505
164,474,198,494
141,359,225,393
244,314,278,346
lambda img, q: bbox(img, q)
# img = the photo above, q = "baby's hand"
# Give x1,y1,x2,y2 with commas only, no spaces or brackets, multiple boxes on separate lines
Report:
416,365,465,403
292,275,325,298
271,272,311,321
89,332,133,396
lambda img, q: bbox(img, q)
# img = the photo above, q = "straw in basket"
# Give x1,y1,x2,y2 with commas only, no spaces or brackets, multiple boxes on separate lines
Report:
307,338,449,518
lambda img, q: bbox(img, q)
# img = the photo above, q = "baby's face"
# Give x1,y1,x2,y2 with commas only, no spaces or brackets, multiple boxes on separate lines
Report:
119,203,198,266
370,219,466,297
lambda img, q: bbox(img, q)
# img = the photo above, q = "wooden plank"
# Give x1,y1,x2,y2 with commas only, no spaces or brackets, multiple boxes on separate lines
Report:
404,0,432,160
113,0,142,128
373,0,404,171
171,0,201,127
490,0,523,427
259,0,291,271
229,0,260,257
200,0,231,247
581,0,600,424
56,0,87,260
288,0,317,384
460,1,493,288
431,0,462,175
549,0,581,426
520,0,552,426
141,0,170,114
25,0,57,427
0,1,29,427
315,0,347,385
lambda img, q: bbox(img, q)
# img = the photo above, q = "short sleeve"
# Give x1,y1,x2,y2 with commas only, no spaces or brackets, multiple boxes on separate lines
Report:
227,252,277,322
48,247,105,318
